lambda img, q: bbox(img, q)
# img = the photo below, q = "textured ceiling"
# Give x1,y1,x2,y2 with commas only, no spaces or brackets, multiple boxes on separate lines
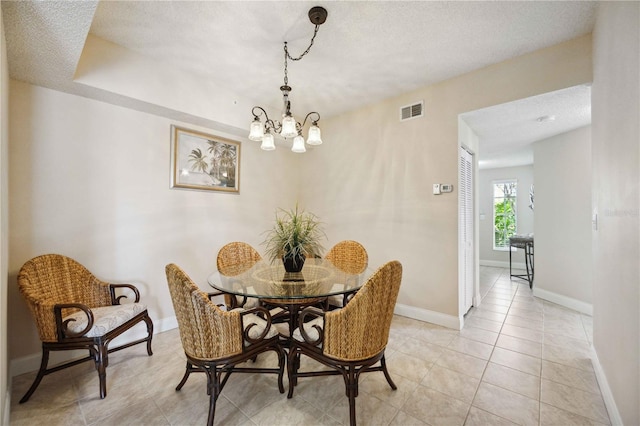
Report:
462,84,592,169
2,1,596,167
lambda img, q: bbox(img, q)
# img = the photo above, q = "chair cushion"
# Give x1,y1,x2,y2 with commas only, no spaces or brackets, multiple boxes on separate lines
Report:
229,291,260,309
231,308,279,340
242,313,279,340
273,322,290,337
292,315,324,344
242,297,261,309
327,294,344,308
63,303,147,338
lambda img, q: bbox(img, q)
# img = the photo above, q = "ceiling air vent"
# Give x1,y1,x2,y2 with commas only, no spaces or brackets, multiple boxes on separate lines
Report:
400,101,424,121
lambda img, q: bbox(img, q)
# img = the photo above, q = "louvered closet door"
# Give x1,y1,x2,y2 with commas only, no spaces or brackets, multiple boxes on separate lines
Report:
459,148,474,314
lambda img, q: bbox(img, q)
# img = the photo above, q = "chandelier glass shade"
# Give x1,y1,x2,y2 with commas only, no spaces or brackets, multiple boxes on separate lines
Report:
260,130,275,151
249,6,328,153
280,114,298,139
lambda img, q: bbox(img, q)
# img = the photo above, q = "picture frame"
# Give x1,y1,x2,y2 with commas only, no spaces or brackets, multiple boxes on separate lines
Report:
170,125,240,193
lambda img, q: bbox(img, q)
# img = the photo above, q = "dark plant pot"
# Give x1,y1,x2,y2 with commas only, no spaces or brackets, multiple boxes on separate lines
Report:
282,253,305,272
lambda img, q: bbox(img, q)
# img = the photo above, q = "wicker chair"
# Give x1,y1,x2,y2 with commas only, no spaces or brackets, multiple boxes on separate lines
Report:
324,240,368,308
216,242,263,309
287,260,402,426
165,263,285,426
17,254,153,403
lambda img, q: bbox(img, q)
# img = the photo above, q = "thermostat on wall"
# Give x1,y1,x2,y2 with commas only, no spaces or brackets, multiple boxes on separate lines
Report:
433,183,453,195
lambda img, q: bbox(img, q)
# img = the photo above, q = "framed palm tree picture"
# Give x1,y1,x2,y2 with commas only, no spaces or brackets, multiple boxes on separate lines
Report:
170,125,240,193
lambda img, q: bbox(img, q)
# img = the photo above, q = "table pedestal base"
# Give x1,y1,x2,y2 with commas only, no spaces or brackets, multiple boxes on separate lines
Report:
262,298,326,338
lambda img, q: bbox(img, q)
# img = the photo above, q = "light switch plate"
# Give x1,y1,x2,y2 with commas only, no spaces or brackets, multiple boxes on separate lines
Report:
433,184,441,195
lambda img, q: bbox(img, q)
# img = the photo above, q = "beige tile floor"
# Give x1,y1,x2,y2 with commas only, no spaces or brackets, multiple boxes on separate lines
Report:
10,267,610,425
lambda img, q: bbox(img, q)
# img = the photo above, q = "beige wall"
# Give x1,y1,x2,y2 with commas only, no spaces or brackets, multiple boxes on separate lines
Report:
7,81,299,363
592,2,640,424
478,165,534,267
0,0,9,421
533,126,592,312
300,35,592,323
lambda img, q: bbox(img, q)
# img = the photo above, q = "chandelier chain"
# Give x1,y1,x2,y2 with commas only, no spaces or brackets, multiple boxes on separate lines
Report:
283,24,320,86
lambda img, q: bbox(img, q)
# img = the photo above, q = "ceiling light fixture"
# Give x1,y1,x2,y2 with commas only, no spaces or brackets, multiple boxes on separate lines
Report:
248,6,328,153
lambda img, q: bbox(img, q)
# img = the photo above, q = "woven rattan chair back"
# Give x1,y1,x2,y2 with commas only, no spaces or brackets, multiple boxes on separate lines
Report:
216,242,262,275
166,263,243,359
324,260,402,361
324,240,368,275
16,253,153,403
216,242,262,307
18,254,113,342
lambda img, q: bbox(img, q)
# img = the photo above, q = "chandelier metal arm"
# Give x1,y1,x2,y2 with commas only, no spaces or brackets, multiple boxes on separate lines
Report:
252,106,282,134
302,112,321,127
251,106,268,121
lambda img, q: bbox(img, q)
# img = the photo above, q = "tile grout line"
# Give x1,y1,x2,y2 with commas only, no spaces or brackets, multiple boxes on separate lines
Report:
473,268,543,425
465,267,506,426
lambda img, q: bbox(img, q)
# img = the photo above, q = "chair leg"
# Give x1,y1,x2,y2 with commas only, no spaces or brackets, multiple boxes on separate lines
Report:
143,313,154,356
347,366,357,426
19,346,50,403
176,361,194,391
207,389,217,426
275,346,286,394
95,342,109,399
380,355,397,390
204,366,221,426
218,368,233,392
286,347,299,398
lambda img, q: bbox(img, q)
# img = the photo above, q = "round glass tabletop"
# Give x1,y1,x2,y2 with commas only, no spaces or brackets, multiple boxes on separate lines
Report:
208,258,369,300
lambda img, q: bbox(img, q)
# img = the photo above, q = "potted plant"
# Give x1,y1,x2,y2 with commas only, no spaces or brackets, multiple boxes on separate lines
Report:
262,204,326,272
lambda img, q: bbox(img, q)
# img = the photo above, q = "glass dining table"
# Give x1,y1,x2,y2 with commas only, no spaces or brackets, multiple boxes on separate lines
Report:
208,258,370,336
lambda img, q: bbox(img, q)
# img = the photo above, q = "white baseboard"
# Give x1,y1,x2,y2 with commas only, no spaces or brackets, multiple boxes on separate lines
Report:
590,346,623,425
480,259,526,270
155,315,178,333
532,287,593,316
3,387,10,426
9,315,178,378
394,303,461,330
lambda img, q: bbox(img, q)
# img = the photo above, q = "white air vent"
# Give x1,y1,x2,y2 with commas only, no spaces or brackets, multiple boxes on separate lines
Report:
400,101,424,121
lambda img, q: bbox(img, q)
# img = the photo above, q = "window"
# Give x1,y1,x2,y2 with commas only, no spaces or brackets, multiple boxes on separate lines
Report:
493,180,517,250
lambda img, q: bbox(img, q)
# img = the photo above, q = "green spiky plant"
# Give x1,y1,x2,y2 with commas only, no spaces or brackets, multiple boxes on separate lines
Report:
262,204,326,269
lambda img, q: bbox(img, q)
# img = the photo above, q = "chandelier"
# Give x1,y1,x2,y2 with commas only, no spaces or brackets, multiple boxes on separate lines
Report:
248,6,328,153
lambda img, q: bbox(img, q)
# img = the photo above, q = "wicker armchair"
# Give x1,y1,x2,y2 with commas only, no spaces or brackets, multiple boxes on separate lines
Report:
17,254,153,402
216,242,263,309
287,260,402,426
165,263,285,426
324,240,369,308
